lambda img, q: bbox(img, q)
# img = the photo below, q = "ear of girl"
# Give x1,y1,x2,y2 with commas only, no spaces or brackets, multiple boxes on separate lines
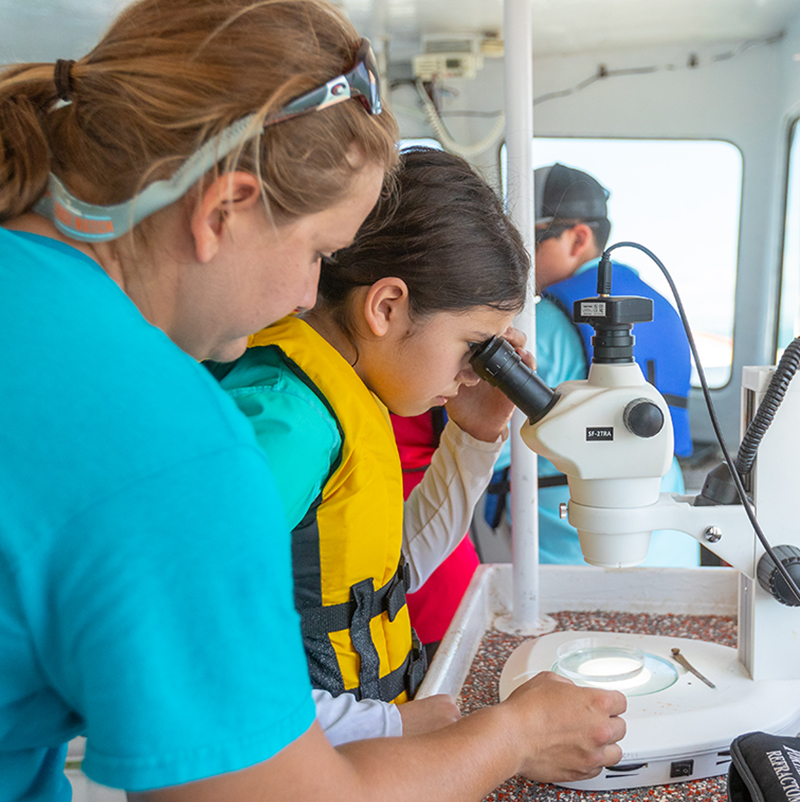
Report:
362,277,410,338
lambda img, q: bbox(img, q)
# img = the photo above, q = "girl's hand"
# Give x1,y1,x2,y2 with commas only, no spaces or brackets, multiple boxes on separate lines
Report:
397,694,462,736
445,326,535,442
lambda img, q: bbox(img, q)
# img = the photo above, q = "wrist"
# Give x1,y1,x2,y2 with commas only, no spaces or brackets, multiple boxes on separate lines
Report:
468,702,526,780
449,418,509,446
471,422,510,443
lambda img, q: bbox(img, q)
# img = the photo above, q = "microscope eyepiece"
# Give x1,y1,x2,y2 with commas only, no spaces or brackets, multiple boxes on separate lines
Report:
469,336,559,422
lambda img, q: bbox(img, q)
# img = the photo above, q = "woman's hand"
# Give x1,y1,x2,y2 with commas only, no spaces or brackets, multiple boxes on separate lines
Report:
445,326,535,442
500,671,626,783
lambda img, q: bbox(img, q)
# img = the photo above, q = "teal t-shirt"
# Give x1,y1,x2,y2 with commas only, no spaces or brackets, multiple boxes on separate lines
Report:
0,229,314,799
213,345,340,531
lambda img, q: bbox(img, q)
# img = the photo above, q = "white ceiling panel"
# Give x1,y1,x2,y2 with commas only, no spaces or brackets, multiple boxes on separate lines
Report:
0,0,798,65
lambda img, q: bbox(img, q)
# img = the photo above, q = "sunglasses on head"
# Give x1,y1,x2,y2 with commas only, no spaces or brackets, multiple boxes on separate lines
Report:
267,40,382,124
37,40,383,242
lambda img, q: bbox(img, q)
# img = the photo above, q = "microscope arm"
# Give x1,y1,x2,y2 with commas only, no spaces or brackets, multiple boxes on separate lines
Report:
519,362,761,572
566,493,756,578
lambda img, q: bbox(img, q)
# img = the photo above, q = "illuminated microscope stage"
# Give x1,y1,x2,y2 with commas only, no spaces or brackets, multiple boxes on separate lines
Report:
499,630,800,791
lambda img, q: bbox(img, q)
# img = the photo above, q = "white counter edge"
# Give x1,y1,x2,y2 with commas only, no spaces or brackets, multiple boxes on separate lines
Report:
418,563,738,699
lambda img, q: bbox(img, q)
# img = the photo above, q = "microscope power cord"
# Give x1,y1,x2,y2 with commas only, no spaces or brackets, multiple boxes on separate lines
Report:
602,241,800,605
735,336,800,476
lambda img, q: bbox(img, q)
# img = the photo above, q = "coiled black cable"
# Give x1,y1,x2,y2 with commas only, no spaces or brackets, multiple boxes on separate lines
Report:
735,337,800,476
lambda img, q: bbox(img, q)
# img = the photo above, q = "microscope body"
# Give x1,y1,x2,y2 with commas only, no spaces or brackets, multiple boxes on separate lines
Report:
473,260,800,742
520,360,674,567
486,273,800,786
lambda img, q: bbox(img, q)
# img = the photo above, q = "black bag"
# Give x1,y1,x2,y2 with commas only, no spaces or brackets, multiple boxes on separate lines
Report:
728,731,800,801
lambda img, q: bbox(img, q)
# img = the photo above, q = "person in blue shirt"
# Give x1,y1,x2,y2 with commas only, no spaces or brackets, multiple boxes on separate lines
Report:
487,163,698,566
0,5,626,801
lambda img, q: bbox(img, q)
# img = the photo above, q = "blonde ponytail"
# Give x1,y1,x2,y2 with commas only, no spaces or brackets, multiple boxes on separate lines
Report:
0,64,60,221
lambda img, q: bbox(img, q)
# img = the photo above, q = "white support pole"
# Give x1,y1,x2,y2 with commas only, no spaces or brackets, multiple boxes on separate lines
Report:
497,0,554,634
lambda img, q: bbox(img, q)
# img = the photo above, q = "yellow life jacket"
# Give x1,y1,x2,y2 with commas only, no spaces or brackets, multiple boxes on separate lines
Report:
249,317,426,703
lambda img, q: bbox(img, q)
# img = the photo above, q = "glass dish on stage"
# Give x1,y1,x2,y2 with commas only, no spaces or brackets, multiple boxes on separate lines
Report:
554,638,678,696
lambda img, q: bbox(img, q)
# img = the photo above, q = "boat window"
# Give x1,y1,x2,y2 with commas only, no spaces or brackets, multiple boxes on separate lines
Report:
778,119,800,360
501,137,743,388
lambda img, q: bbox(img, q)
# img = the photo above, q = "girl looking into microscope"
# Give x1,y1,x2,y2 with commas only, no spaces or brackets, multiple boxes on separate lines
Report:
209,147,531,743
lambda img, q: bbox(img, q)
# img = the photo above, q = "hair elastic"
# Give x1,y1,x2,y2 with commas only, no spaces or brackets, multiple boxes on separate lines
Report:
54,59,75,102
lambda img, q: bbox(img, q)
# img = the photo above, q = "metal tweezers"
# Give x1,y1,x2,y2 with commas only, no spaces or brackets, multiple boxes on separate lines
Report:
670,647,716,688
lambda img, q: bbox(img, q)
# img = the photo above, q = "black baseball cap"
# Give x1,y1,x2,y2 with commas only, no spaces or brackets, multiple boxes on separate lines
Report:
534,163,610,225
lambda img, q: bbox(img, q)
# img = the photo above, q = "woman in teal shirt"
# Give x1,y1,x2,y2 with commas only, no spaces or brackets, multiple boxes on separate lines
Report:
0,0,395,797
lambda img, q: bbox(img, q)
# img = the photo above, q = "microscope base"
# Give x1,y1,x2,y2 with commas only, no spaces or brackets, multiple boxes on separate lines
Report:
499,631,800,791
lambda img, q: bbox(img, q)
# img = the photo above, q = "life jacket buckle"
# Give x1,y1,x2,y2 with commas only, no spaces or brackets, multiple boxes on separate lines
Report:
405,629,428,699
384,557,410,622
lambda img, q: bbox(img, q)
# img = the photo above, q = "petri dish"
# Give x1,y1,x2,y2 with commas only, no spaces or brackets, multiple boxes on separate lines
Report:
557,639,645,683
553,638,678,696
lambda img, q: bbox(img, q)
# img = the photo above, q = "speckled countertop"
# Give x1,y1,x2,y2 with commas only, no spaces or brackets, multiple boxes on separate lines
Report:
457,611,737,802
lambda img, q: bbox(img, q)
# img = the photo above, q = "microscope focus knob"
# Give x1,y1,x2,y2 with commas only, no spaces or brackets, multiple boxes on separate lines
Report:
757,545,800,607
623,398,664,438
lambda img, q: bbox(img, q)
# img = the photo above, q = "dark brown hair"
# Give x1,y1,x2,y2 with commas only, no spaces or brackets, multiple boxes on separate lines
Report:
0,0,398,226
317,147,530,334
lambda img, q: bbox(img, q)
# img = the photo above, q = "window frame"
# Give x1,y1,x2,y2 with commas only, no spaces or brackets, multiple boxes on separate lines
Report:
499,134,745,389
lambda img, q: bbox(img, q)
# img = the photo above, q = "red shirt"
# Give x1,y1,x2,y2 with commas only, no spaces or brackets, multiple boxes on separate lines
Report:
391,411,480,644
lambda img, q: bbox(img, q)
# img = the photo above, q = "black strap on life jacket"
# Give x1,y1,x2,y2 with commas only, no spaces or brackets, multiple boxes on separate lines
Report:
378,629,428,701
349,578,382,699
299,557,410,637
539,474,569,488
299,557,426,701
645,359,688,409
